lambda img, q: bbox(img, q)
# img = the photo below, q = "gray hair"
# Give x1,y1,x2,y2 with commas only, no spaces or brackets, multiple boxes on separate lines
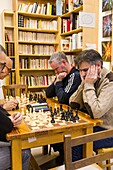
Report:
49,52,68,64
75,49,103,68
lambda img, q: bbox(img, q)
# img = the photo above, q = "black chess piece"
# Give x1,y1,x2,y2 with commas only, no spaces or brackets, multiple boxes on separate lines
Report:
70,102,80,122
54,108,57,115
70,109,73,121
57,107,60,114
60,105,63,112
16,103,19,109
33,93,37,101
29,93,33,101
51,112,55,123
61,110,65,120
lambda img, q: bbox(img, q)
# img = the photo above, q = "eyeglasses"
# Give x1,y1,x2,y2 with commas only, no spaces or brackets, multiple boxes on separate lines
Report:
0,62,12,73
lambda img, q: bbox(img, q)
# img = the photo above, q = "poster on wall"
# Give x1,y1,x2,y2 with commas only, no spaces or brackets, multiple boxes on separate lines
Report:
102,41,112,62
102,0,113,12
103,14,112,37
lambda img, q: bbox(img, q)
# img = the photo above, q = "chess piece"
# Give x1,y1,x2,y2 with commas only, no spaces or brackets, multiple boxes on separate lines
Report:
61,110,65,120
51,113,55,123
70,102,80,122
54,108,57,115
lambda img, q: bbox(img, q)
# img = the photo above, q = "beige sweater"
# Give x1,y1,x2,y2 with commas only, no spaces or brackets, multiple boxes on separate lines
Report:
69,67,113,129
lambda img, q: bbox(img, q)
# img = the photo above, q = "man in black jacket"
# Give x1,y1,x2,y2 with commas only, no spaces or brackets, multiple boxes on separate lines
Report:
46,52,81,105
0,45,30,170
46,52,81,165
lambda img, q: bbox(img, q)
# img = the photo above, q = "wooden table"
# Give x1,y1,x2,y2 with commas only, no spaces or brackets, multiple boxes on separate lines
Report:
6,98,103,170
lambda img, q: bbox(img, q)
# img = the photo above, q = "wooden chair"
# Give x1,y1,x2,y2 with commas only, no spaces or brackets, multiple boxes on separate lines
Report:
2,84,28,98
50,129,113,170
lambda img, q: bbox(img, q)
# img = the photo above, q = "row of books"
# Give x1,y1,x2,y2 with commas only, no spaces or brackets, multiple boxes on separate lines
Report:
57,0,83,15
20,74,55,86
5,43,15,56
19,44,56,55
61,32,82,51
18,2,56,15
61,13,79,33
19,58,51,69
18,15,57,30
18,31,56,42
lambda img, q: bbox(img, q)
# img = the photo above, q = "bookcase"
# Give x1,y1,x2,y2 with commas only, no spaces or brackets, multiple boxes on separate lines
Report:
2,0,60,92
2,0,99,92
2,10,16,85
60,0,99,65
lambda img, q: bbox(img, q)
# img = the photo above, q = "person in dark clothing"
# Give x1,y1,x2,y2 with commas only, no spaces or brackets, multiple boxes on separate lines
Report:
46,52,81,165
0,45,31,170
46,51,81,105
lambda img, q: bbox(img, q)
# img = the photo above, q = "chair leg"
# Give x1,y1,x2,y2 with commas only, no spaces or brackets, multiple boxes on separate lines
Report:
106,160,111,170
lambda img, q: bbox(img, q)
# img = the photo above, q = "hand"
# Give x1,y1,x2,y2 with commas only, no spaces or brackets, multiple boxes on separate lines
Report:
55,72,67,83
85,65,98,84
10,112,23,127
3,99,19,111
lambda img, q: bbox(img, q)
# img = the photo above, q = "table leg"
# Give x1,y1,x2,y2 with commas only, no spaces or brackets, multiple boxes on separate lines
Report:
83,127,93,158
11,139,22,170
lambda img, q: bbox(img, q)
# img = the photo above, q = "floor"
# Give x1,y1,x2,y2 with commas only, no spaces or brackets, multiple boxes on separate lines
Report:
31,146,59,170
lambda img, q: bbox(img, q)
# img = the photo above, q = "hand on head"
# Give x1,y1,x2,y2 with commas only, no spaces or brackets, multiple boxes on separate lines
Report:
83,65,98,84
10,112,23,127
3,99,19,111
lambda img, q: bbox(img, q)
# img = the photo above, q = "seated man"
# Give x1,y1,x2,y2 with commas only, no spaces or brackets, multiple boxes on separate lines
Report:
0,44,31,170
46,51,81,105
69,49,113,161
46,52,81,165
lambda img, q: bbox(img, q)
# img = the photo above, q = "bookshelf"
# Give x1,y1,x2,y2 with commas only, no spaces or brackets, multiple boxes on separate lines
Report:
60,0,99,65
3,0,60,91
2,10,16,85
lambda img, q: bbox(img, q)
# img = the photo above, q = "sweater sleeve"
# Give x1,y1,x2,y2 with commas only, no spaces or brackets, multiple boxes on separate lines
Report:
55,72,81,105
0,106,13,134
83,81,113,118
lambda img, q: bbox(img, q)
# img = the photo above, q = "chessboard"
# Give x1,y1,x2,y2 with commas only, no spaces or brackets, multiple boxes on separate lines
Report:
23,108,87,131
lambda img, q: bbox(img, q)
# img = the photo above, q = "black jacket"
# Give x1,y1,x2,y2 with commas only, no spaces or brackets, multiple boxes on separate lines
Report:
0,106,13,142
46,67,81,105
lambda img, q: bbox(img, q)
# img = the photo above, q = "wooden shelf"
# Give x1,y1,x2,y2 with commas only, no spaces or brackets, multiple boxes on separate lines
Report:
62,48,82,54
18,11,58,19
61,27,83,36
20,69,54,71
18,27,58,33
19,54,51,57
5,26,14,29
61,5,83,18
18,41,58,45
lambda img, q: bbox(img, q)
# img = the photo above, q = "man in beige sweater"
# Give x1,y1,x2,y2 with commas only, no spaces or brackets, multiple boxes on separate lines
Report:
69,49,113,161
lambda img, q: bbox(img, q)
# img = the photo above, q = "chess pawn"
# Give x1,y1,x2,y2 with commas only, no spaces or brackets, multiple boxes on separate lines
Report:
21,108,25,115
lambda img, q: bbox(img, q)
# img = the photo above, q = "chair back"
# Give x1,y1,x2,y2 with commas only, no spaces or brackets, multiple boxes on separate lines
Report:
2,84,28,98
64,129,113,170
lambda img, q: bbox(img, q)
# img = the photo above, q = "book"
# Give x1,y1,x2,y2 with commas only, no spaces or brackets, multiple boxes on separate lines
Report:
61,39,70,51
56,0,62,16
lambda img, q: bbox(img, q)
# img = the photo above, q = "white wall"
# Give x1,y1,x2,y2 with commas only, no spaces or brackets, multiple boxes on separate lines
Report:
0,0,12,98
